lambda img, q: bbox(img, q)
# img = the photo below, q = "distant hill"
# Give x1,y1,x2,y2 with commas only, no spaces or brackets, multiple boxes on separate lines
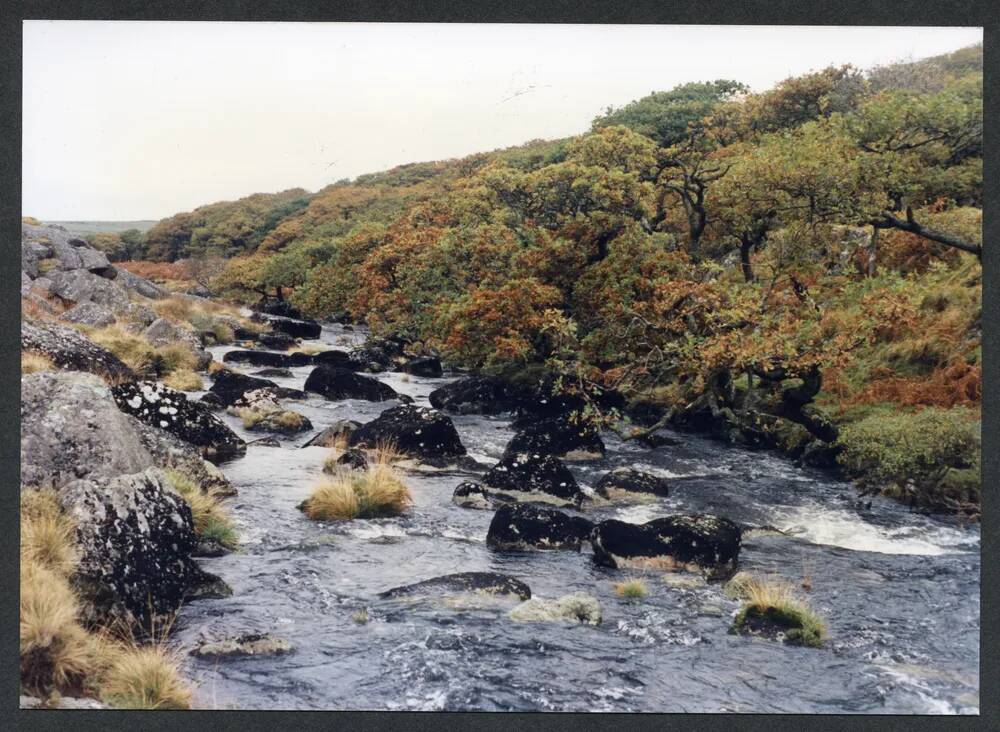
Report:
45,220,158,236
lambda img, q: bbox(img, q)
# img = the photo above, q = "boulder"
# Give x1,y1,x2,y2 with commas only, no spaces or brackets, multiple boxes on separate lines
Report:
311,349,358,368
21,319,134,382
207,369,306,407
222,349,312,368
452,481,492,510
593,468,670,500
378,572,531,602
46,268,130,310
21,270,32,295
251,367,294,378
301,420,361,448
428,375,515,415
247,436,281,448
504,414,605,461
348,336,409,372
143,317,201,351
22,223,112,274
304,365,397,402
348,405,466,463
252,313,321,339
486,503,593,551
507,593,602,625
252,298,304,319
257,331,298,350
481,451,584,508
334,448,369,471
21,371,150,488
590,515,742,579
245,410,313,436
118,302,158,329
111,380,246,463
190,633,293,661
400,356,443,378
22,240,52,278
113,267,166,299
231,388,283,412
56,467,230,626
58,301,117,328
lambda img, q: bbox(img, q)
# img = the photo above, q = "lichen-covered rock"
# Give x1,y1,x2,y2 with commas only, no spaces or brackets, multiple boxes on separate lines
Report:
304,365,397,402
487,503,593,551
379,572,531,601
504,414,605,461
452,481,492,509
246,410,313,435
481,451,584,508
400,356,442,378
56,467,230,626
334,448,369,471
58,301,117,328
301,419,362,448
191,633,293,661
113,267,167,299
590,515,742,579
143,317,201,351
428,375,516,415
46,269,130,310
252,313,322,339
111,380,246,463
593,468,670,501
21,319,134,381
348,405,466,463
223,349,313,368
507,593,602,625
256,331,298,350
207,369,306,407
231,388,282,412
22,223,112,274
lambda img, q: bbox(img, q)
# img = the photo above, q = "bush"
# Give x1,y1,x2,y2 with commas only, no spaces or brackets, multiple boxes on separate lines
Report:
162,369,203,391
836,406,980,508
98,645,191,709
613,578,648,600
302,461,410,521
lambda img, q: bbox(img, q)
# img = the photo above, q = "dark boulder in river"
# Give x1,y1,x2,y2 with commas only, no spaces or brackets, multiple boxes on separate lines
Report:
348,336,408,372
591,515,741,579
400,356,443,378
207,369,307,407
481,451,584,508
252,313,322,339
504,414,605,461
452,481,492,509
594,468,670,500
378,572,531,602
348,405,466,462
256,331,298,351
304,365,398,402
112,380,246,463
334,448,369,471
301,419,362,448
56,467,230,627
223,349,313,368
252,367,294,378
487,504,593,552
311,349,359,368
428,375,517,415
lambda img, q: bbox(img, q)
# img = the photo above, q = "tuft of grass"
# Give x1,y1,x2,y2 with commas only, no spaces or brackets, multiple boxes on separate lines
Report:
154,343,199,375
162,369,203,391
613,578,648,600
86,325,157,374
164,470,238,549
730,575,827,648
98,645,192,710
21,490,78,577
302,462,411,521
22,350,56,375
352,609,370,625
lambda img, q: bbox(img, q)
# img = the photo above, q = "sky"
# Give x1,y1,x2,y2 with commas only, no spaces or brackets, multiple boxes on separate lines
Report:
22,22,983,221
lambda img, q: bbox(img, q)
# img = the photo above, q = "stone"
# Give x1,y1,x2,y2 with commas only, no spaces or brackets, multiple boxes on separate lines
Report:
507,593,602,625
486,503,593,551
348,336,408,372
311,349,358,368
111,380,246,463
300,420,362,448
504,414,605,461
304,365,398,402
223,349,313,368
191,633,293,661
481,451,584,508
257,331,298,350
251,367,294,378
252,313,321,339
245,410,313,436
21,319,134,382
593,468,670,500
114,268,167,299
56,467,229,626
46,268,130,310
400,356,443,378
428,375,517,415
591,515,742,579
379,572,531,601
58,301,117,328
452,481,492,509
335,448,369,471
144,317,201,351
207,369,306,407
22,223,112,274
348,405,466,463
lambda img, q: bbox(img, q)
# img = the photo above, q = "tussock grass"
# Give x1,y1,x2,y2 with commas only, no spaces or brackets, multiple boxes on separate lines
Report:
22,350,56,375
21,490,78,577
164,470,238,549
98,645,192,710
613,578,648,600
303,461,411,521
163,369,204,391
729,575,827,648
86,325,157,373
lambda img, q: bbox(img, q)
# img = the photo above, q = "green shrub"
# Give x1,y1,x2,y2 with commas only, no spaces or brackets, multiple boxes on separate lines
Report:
836,406,980,508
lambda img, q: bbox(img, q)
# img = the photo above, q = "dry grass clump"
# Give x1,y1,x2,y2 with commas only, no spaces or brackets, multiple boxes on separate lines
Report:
613,577,648,600
21,490,78,577
86,325,157,372
98,644,192,710
164,470,238,548
22,350,56,375
163,368,204,391
302,461,411,521
232,406,307,431
729,575,827,648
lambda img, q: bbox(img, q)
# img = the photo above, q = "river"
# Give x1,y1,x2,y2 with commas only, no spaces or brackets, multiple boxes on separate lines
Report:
173,323,980,713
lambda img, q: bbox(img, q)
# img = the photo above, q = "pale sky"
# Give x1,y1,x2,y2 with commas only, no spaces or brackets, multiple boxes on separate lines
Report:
23,22,983,221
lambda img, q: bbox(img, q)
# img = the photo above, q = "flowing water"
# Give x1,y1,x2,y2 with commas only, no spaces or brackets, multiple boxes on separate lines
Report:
174,323,980,713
